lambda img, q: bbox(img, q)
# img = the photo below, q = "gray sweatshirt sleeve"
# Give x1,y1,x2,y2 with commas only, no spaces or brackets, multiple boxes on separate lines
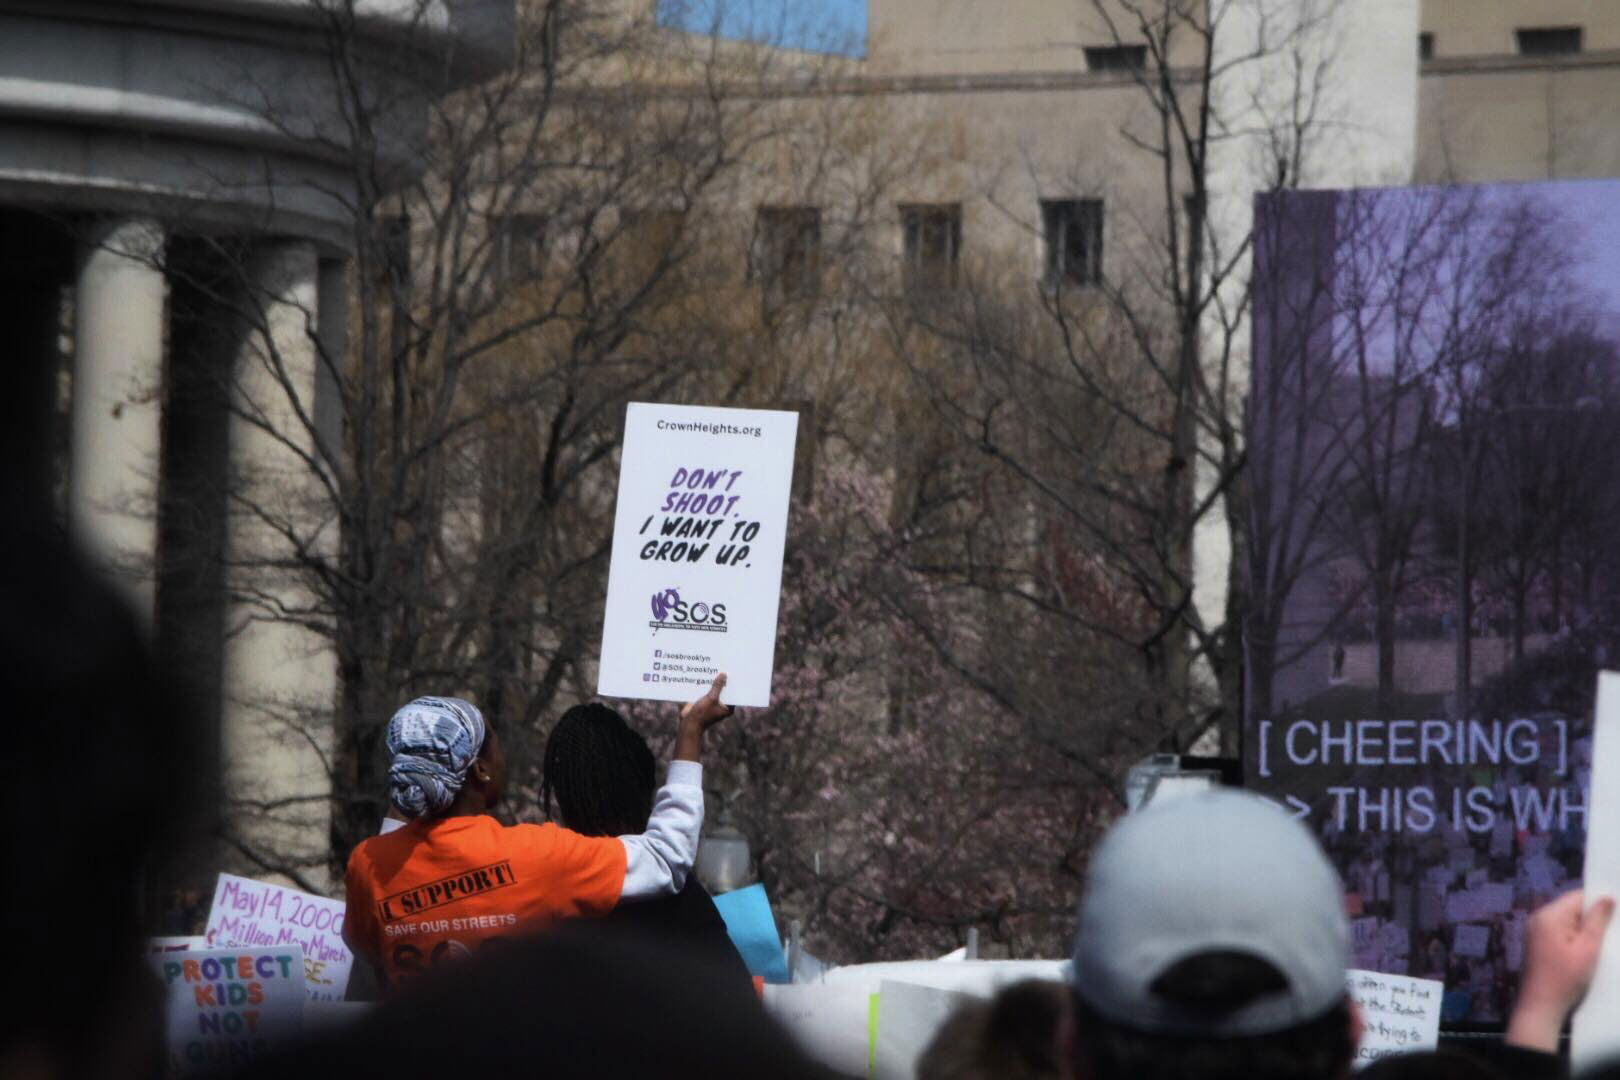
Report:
617,759,705,901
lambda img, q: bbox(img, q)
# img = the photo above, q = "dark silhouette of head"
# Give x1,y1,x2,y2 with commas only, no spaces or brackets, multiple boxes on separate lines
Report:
1068,790,1358,1080
0,517,200,1078
541,702,656,836
236,923,837,1080
1068,952,1355,1080
918,979,1068,1080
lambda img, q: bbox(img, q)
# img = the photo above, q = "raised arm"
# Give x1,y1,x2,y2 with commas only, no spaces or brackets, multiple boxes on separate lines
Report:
1505,889,1616,1053
618,674,734,901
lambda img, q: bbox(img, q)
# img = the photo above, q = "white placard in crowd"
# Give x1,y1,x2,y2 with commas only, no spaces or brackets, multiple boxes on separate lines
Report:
204,873,353,1002
872,980,973,1080
597,403,799,707
149,946,306,1075
1573,672,1620,1069
763,981,874,1077
1347,969,1442,1068
1451,923,1490,959
763,959,1069,1076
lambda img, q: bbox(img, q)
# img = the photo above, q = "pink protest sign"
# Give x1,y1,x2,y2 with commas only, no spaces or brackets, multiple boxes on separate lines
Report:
205,873,354,1001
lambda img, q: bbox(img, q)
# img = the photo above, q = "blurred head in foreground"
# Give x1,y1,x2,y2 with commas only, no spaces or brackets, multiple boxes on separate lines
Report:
238,922,835,1080
1067,789,1357,1080
0,520,196,1079
917,979,1067,1080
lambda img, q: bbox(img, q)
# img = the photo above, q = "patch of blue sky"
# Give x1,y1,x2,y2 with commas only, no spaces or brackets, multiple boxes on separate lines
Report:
658,0,866,56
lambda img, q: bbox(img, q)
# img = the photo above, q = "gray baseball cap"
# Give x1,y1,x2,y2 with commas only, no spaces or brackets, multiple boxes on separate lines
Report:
1071,789,1349,1037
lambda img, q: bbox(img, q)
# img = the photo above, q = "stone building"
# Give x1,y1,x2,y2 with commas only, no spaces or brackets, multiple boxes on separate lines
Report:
0,0,513,888
1418,0,1620,182
701,0,1620,687
10,0,1617,889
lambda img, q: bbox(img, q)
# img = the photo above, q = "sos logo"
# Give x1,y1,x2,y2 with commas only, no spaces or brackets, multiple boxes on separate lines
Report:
649,588,728,631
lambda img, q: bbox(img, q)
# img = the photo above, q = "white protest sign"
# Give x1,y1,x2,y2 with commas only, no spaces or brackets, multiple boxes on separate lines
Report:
872,980,974,1080
1573,671,1620,1070
1347,969,1441,1068
148,946,305,1075
1376,922,1410,962
597,403,798,707
205,873,353,1001
764,959,1069,1077
762,981,874,1077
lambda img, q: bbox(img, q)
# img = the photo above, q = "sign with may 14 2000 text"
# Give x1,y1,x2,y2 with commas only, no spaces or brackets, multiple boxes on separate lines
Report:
597,403,798,707
204,873,353,1002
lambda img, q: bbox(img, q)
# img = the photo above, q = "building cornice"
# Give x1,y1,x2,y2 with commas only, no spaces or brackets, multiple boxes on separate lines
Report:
567,64,1202,103
1421,50,1620,77
0,0,513,83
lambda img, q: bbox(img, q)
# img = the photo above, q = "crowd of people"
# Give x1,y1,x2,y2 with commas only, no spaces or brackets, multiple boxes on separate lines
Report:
4,524,1618,1080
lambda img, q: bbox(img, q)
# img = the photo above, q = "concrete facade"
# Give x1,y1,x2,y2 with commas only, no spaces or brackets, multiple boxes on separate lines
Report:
774,1,1423,694
798,0,1620,689
653,0,1620,751
1418,0,1620,181
11,0,1618,885
0,0,513,888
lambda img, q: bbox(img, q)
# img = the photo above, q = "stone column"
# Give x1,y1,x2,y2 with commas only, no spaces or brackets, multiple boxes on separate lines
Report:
313,257,349,470
70,217,166,618
222,239,338,889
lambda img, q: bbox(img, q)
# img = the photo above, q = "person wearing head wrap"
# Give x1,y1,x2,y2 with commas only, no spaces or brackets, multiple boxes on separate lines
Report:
385,696,488,818
344,674,734,988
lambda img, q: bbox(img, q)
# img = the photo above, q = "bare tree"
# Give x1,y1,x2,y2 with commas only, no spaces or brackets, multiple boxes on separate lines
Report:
870,0,1353,774
1247,184,1596,725
148,0,906,886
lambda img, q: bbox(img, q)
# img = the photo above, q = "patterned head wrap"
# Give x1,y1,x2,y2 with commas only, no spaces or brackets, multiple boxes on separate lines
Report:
386,696,488,818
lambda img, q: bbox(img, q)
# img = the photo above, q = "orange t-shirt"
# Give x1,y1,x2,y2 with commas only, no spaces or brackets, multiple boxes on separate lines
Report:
345,814,626,984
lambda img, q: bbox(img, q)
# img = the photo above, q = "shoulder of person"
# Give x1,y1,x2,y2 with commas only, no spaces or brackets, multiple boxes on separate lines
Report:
496,818,591,848
347,833,380,869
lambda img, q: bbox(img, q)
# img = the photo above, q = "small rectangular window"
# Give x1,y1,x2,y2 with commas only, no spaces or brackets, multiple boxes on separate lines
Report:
1083,45,1147,73
493,213,547,283
1418,32,1434,60
751,206,822,299
1042,198,1103,287
901,203,961,290
1516,27,1582,56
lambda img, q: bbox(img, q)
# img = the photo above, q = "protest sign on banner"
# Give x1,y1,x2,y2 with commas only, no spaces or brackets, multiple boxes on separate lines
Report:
1347,969,1441,1067
1573,672,1620,1070
148,946,305,1075
1451,924,1490,959
597,403,798,707
205,873,353,1001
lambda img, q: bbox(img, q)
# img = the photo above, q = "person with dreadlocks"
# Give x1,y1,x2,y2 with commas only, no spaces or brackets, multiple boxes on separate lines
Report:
541,701,751,986
344,674,733,988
